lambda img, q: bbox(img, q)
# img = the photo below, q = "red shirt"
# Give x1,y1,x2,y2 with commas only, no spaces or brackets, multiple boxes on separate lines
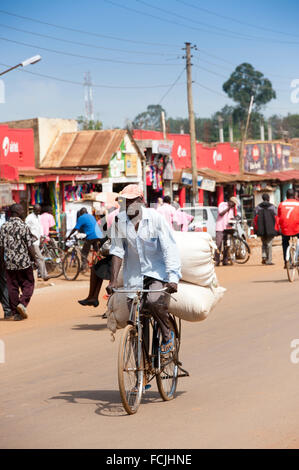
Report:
278,199,299,235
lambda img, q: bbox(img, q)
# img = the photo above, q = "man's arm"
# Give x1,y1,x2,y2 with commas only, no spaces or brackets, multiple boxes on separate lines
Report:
106,221,125,294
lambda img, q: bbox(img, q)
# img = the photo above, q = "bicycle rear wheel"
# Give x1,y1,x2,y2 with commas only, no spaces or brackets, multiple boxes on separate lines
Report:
286,245,297,282
44,247,63,278
62,251,80,281
156,321,179,401
118,324,144,415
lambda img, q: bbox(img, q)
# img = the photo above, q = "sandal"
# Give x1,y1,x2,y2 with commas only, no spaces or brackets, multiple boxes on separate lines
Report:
160,331,175,355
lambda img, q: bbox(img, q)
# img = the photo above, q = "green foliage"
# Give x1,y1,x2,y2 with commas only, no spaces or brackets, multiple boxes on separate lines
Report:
222,63,276,122
77,116,103,130
132,104,166,130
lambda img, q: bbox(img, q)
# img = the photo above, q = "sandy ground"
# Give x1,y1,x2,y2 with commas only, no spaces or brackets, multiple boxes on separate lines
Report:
1,243,299,449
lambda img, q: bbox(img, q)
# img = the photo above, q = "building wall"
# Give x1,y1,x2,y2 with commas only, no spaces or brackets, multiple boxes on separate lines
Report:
1,118,78,168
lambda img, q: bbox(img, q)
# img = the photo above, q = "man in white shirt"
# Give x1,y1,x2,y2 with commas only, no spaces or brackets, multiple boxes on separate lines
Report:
25,204,49,281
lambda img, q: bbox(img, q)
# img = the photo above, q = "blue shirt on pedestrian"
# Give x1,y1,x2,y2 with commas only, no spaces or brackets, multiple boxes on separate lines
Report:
110,206,181,297
75,213,103,240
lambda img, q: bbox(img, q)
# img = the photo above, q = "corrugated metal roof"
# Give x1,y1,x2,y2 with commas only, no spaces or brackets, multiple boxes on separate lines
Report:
41,129,127,169
174,168,299,184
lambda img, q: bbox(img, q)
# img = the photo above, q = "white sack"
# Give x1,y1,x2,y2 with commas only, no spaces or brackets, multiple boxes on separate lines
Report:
106,281,226,334
168,281,226,322
173,231,218,287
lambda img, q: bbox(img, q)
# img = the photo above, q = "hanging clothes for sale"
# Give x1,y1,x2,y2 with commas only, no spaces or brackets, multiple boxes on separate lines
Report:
163,155,175,180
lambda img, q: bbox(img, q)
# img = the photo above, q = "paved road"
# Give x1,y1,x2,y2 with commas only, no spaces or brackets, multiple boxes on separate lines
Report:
1,249,299,449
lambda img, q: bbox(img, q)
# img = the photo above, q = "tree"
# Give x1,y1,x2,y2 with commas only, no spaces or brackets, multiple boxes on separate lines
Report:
77,116,103,130
132,104,166,130
223,63,276,125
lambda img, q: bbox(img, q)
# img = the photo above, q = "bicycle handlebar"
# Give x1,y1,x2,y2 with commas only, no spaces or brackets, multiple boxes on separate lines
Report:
112,287,168,294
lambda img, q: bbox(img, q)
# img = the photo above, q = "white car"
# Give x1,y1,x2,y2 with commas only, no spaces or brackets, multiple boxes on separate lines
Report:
180,205,218,239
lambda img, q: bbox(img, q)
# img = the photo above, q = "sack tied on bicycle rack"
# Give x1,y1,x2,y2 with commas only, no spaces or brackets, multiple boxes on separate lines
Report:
106,232,226,335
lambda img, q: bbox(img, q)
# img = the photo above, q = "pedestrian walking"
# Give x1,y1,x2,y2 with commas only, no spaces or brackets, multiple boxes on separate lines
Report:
254,193,277,265
0,204,37,321
40,205,56,238
215,197,238,266
25,204,49,281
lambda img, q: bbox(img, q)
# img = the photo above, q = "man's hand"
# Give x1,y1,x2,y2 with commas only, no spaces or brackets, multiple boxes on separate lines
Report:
166,282,178,294
106,281,118,295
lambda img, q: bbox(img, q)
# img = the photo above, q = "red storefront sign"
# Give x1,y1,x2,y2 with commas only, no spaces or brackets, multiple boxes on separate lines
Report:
0,125,35,180
133,129,239,173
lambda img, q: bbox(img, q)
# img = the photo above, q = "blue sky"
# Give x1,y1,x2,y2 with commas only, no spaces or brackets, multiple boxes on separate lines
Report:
0,0,298,128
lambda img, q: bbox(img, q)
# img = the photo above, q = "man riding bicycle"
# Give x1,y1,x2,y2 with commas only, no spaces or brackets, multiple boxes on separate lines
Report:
106,184,181,355
66,208,103,271
277,189,299,268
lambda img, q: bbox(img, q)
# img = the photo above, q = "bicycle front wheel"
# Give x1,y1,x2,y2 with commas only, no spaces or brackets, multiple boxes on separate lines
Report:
45,247,64,278
156,321,179,401
118,324,144,415
286,246,297,282
62,251,80,281
234,238,250,264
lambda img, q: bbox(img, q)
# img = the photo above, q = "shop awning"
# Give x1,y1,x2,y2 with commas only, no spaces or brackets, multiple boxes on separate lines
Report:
0,165,102,183
174,168,299,185
40,129,127,168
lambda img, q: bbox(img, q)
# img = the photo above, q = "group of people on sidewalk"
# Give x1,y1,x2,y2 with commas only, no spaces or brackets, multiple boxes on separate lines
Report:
215,188,299,267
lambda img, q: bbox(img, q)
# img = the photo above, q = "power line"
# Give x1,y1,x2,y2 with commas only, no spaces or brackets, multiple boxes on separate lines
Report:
0,36,180,66
0,9,180,48
0,61,186,89
0,23,178,58
175,0,299,40
105,0,299,45
159,67,186,104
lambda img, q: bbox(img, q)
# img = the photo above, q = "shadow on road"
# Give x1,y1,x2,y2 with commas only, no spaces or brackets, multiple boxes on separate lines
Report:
71,323,107,331
50,389,185,417
252,279,289,284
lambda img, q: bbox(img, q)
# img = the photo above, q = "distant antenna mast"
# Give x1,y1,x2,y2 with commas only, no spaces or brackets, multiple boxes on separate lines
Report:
84,71,94,122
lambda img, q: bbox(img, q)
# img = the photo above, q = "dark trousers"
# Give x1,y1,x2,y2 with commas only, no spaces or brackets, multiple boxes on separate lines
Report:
215,231,229,264
261,235,274,263
282,234,299,261
5,267,35,315
127,277,171,344
81,239,99,266
0,264,12,317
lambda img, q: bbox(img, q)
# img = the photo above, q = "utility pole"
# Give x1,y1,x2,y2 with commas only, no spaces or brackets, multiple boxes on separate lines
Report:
239,95,254,175
184,42,198,206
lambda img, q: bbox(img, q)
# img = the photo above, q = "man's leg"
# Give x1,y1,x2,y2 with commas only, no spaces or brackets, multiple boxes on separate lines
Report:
215,231,223,265
266,236,274,263
282,235,290,262
0,265,12,317
261,236,267,263
34,245,48,280
143,278,171,344
81,239,92,269
5,269,21,316
18,267,35,308
222,232,229,265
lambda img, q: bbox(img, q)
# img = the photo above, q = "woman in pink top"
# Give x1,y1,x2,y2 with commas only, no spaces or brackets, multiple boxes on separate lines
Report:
215,197,238,266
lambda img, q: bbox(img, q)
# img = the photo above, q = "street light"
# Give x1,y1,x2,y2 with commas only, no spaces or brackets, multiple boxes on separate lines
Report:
0,55,42,76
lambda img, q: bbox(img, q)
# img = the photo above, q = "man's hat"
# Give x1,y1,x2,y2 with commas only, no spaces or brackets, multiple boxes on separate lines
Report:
118,184,144,200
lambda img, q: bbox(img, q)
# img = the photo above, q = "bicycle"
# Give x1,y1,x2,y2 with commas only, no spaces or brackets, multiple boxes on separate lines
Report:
286,236,299,282
113,287,189,415
62,236,82,281
223,217,251,265
40,236,64,278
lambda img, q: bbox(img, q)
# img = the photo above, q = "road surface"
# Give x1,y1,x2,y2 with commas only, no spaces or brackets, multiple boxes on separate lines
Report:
1,246,299,449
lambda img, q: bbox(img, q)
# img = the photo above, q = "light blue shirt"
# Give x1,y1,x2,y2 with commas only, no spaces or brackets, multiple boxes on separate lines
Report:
110,206,181,296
